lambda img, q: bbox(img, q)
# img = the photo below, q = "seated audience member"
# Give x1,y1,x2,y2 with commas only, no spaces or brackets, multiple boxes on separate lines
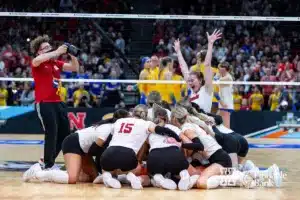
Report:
73,83,90,108
20,83,35,106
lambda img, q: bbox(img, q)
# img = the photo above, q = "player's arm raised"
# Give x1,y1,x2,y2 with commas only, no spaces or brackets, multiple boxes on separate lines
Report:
32,45,67,67
204,30,222,93
173,39,190,82
62,54,80,72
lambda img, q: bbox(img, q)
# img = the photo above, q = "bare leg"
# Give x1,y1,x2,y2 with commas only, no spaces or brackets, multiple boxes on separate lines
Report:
63,153,82,183
220,110,230,129
229,153,238,169
196,163,223,189
36,153,82,184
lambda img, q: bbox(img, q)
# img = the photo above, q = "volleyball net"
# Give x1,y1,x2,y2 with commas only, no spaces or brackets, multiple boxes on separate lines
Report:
0,12,299,111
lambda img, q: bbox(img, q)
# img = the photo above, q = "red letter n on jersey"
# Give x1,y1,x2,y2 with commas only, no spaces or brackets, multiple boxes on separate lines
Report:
68,112,86,130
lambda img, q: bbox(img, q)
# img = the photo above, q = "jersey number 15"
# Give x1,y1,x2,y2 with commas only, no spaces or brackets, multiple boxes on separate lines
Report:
119,123,134,134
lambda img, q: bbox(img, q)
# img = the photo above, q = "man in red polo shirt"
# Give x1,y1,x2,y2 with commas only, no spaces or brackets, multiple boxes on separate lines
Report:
23,35,79,181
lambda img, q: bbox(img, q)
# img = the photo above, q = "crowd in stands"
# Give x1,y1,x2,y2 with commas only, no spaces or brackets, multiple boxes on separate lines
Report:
150,0,300,112
0,0,131,108
0,0,299,112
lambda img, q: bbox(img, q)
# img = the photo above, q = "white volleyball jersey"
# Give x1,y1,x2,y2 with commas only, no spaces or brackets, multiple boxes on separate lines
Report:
218,74,233,110
147,108,171,121
77,124,113,153
148,124,182,151
216,124,234,134
181,123,221,158
109,118,154,154
189,86,213,113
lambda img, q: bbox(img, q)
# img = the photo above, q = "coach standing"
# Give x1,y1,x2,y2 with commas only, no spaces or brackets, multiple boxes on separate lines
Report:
25,35,79,175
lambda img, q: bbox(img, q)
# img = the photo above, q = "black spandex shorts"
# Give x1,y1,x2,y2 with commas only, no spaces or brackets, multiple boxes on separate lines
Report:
62,133,85,156
147,146,189,176
100,146,138,172
231,132,249,157
209,149,232,168
215,133,240,154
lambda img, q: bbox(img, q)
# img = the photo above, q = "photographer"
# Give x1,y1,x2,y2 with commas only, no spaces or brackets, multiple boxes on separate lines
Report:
23,35,79,178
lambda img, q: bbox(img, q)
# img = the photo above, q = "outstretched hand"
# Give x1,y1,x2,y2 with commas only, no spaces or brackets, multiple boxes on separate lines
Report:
206,29,222,44
173,39,181,53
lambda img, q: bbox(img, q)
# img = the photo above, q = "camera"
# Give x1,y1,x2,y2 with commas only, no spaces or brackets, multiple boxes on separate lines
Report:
64,42,81,57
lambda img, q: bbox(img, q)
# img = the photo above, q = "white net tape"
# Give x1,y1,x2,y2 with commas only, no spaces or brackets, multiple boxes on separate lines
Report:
0,77,299,86
0,12,300,21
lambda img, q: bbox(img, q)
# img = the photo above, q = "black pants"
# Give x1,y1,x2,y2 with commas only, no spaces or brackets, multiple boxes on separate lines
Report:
35,102,70,169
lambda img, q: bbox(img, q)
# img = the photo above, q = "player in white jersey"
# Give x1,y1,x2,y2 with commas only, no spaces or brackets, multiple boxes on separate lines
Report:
170,106,261,189
100,104,181,190
147,104,203,190
146,91,171,121
216,62,234,128
23,109,129,184
177,99,240,168
173,29,222,113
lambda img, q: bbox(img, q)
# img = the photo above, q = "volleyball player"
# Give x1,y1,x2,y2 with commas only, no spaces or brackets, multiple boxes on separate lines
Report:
23,109,129,184
100,104,181,190
178,100,240,168
216,62,234,128
170,106,259,189
146,91,171,120
147,104,202,190
174,30,222,113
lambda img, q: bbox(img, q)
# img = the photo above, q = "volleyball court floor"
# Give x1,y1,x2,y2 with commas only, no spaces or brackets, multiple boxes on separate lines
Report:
0,134,299,200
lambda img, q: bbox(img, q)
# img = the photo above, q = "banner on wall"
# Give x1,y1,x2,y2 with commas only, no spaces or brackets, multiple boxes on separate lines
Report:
0,107,116,134
0,107,299,135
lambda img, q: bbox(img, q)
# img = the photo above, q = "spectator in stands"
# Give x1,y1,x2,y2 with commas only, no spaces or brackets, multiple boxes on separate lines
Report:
20,83,35,106
249,85,264,111
268,87,281,111
59,83,68,103
59,0,73,12
0,82,8,106
100,70,125,109
73,83,90,108
261,68,277,109
233,86,242,111
89,73,102,107
77,95,92,108
115,32,126,54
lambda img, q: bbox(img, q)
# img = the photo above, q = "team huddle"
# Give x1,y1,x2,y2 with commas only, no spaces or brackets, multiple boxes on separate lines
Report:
23,30,282,190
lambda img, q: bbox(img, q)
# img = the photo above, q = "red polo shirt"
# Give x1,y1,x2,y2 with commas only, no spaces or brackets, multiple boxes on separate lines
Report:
31,60,64,103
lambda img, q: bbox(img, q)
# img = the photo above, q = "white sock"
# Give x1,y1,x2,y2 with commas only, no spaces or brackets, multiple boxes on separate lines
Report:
50,170,69,184
206,176,221,189
207,174,241,189
36,170,69,184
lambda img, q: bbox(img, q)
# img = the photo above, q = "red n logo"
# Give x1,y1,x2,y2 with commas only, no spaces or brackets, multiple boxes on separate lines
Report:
68,112,86,130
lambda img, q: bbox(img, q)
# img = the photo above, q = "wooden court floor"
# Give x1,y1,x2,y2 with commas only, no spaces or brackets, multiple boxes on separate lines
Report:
0,135,300,200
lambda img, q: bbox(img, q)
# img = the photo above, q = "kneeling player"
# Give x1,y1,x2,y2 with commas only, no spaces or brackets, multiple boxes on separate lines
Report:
100,104,181,190
23,109,129,184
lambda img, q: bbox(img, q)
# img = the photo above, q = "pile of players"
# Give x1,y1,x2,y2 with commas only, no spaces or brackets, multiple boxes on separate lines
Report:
23,91,282,190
